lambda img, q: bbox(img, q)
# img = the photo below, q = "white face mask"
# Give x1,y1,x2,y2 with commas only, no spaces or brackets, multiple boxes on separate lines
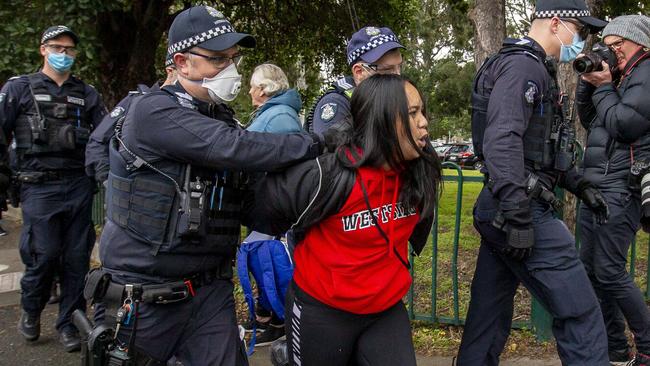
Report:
201,63,242,103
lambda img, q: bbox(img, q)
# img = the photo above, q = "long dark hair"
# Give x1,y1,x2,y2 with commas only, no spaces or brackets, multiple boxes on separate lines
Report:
336,74,442,219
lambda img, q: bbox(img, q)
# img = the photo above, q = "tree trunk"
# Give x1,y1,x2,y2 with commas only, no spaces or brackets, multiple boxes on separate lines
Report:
94,0,178,108
559,0,605,231
469,0,506,69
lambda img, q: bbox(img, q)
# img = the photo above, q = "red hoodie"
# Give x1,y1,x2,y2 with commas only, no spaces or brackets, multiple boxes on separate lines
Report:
293,165,420,314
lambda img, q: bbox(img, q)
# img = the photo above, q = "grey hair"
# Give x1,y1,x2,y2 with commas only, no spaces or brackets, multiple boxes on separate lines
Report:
250,63,290,97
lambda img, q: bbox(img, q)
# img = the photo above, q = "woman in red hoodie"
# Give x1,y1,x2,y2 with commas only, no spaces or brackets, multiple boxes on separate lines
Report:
255,74,441,365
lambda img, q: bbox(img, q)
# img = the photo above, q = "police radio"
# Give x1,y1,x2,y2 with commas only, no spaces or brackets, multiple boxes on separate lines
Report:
178,166,207,237
553,94,576,172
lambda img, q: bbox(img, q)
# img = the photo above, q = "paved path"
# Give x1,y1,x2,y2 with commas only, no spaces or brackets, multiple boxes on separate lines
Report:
0,207,561,365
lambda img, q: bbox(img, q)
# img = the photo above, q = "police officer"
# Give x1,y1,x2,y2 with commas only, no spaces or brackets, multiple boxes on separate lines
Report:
93,6,322,365
304,26,404,134
575,15,650,365
457,1,612,365
0,25,107,351
85,59,176,185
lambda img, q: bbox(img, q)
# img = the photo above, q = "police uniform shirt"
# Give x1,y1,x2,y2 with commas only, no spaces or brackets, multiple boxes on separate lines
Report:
311,78,356,135
0,71,107,171
480,37,550,204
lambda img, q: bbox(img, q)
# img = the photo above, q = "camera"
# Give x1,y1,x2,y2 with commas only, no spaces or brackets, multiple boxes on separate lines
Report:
573,42,617,74
628,160,650,191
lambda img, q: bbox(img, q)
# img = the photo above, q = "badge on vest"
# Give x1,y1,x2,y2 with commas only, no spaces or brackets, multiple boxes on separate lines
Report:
110,106,125,118
67,96,85,106
525,81,538,105
320,103,337,121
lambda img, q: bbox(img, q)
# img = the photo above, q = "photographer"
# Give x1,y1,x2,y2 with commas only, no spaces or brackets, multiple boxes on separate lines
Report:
576,15,650,365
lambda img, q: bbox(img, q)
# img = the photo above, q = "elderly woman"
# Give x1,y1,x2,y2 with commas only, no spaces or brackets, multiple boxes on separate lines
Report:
247,63,302,133
242,63,302,347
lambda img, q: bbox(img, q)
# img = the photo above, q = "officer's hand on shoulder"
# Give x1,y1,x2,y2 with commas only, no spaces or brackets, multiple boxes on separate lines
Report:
320,119,352,153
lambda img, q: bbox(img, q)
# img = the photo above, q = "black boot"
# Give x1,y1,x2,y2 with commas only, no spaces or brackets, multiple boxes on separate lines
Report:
59,328,81,352
17,312,40,341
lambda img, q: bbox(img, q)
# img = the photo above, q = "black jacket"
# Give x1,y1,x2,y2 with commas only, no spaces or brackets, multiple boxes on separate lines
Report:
577,50,650,194
251,152,433,256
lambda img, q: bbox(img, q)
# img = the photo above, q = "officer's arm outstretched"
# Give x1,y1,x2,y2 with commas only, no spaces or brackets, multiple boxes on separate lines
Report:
123,94,321,173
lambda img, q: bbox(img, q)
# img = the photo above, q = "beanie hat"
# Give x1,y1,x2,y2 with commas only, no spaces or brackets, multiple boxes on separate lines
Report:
603,15,650,49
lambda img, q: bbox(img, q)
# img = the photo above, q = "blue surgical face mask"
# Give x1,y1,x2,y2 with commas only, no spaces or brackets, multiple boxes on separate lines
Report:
556,21,585,63
47,51,75,73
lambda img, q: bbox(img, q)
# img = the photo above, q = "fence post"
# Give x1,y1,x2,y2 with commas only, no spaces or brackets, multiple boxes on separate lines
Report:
531,299,553,341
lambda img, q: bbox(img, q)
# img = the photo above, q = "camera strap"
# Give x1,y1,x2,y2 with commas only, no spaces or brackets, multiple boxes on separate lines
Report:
618,51,650,87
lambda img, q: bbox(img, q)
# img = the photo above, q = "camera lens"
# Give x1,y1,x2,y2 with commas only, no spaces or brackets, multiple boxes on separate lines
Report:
573,58,592,74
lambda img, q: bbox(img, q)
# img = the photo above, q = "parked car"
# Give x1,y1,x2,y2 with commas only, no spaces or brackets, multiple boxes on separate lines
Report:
435,144,453,161
445,144,483,170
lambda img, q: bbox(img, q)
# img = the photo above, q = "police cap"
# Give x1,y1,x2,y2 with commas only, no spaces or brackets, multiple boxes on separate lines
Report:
534,0,607,32
346,26,405,66
167,5,255,57
41,25,79,45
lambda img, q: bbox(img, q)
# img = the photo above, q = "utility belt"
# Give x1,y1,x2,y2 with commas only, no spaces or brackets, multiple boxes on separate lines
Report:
84,267,227,307
16,169,86,184
484,172,562,212
75,267,232,365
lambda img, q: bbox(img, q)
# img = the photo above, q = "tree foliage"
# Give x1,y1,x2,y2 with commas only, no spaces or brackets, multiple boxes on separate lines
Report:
0,0,418,111
0,0,646,136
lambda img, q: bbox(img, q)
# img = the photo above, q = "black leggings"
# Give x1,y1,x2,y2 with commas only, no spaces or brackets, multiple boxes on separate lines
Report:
285,282,417,366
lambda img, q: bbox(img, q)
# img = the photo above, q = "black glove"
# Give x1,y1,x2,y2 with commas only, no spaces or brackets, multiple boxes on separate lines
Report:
313,118,352,153
579,186,609,224
493,200,535,261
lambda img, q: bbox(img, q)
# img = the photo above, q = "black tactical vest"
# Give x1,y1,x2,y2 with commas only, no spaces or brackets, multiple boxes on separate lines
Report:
106,91,247,259
472,44,575,173
303,76,355,133
14,73,92,166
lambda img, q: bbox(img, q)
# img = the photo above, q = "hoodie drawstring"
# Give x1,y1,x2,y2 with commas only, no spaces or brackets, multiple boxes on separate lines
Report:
388,174,399,259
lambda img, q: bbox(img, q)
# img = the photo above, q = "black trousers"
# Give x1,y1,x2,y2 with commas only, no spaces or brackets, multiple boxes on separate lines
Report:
458,189,608,366
579,191,650,354
285,282,416,366
19,176,95,333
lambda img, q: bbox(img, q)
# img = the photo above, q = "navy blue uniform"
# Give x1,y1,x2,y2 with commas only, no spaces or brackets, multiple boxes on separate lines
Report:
99,82,320,364
85,84,157,183
306,76,355,134
457,38,608,365
0,71,106,333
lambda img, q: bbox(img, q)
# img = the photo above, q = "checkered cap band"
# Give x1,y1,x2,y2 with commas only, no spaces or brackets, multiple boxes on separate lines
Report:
167,24,235,55
41,28,71,43
534,9,591,19
347,34,398,65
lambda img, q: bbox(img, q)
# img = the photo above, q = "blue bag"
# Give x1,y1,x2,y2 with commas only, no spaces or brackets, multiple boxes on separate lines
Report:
237,238,293,354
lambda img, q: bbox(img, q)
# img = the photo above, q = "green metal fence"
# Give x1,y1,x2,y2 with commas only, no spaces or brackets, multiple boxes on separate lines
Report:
406,162,650,341
91,164,650,341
